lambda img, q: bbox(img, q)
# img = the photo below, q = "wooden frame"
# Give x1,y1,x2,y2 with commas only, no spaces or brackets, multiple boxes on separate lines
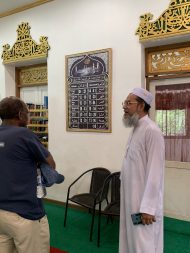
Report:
15,63,47,97
16,63,48,148
145,42,190,90
65,48,112,132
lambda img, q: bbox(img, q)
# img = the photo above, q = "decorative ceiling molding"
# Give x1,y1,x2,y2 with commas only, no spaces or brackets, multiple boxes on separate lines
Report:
0,0,54,19
136,0,190,42
1,22,50,64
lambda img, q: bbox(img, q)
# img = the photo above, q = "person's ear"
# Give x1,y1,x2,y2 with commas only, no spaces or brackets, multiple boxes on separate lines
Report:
18,111,24,120
141,102,145,112
137,102,144,112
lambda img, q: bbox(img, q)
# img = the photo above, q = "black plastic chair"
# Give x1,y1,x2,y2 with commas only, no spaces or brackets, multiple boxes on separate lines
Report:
64,167,111,241
97,171,120,247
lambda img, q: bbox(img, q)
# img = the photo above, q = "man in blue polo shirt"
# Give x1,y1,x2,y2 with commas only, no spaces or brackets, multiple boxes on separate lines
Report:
0,96,56,253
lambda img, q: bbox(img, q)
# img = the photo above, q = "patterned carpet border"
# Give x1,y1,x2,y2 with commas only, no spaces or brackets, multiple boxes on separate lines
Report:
50,246,68,253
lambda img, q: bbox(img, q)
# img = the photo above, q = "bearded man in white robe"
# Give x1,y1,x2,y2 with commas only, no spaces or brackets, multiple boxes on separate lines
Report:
119,87,165,253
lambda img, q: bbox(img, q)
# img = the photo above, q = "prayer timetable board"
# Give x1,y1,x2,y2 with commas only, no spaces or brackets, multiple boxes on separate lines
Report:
65,48,112,132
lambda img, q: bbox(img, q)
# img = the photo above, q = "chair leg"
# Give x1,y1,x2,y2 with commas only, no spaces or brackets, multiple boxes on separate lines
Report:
110,215,114,223
89,205,96,241
107,215,110,224
64,190,70,227
97,203,102,247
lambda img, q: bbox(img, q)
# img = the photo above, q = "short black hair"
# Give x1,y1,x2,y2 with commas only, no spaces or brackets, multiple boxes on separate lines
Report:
136,96,151,112
0,96,27,120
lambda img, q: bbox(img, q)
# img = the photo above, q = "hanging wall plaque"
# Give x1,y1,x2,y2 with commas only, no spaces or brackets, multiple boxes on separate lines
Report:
65,48,112,132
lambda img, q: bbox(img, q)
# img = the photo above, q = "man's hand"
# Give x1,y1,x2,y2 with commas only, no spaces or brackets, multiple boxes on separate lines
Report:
141,213,156,225
46,153,56,169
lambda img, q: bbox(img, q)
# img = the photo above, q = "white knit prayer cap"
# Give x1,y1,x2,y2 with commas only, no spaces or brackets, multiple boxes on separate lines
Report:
131,87,153,106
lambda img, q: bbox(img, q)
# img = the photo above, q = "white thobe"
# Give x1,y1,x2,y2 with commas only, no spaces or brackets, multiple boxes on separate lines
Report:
119,115,165,253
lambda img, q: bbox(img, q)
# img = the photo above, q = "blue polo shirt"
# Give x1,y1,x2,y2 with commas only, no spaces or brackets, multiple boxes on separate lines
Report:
0,125,50,220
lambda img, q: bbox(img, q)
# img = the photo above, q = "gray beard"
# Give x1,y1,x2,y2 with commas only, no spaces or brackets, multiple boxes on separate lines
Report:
122,113,139,127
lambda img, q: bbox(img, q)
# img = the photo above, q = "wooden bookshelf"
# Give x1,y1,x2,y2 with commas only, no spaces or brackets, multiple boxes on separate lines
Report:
27,104,48,148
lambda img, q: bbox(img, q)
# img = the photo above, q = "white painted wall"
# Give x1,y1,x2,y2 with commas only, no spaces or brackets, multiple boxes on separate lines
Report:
0,0,189,221
164,162,190,221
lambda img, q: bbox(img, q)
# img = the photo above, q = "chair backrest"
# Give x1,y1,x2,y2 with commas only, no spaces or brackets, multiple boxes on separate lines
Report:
100,171,120,203
110,172,120,203
90,167,111,196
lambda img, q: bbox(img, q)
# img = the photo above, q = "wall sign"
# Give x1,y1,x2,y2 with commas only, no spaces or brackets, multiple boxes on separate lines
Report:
65,48,112,132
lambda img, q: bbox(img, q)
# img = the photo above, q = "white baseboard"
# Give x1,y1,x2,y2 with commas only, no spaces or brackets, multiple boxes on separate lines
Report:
164,211,190,222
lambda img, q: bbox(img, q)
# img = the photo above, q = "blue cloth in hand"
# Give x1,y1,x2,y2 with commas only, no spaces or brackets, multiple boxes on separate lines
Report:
40,163,65,187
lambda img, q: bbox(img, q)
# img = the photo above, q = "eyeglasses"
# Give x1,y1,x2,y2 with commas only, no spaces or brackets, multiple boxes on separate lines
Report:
122,101,138,106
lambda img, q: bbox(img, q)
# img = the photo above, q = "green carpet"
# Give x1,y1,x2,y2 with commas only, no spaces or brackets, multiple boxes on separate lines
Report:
44,201,190,253
45,201,119,253
164,217,190,253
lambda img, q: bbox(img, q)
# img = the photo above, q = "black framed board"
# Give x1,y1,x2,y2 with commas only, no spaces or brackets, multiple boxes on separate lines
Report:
65,48,112,132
